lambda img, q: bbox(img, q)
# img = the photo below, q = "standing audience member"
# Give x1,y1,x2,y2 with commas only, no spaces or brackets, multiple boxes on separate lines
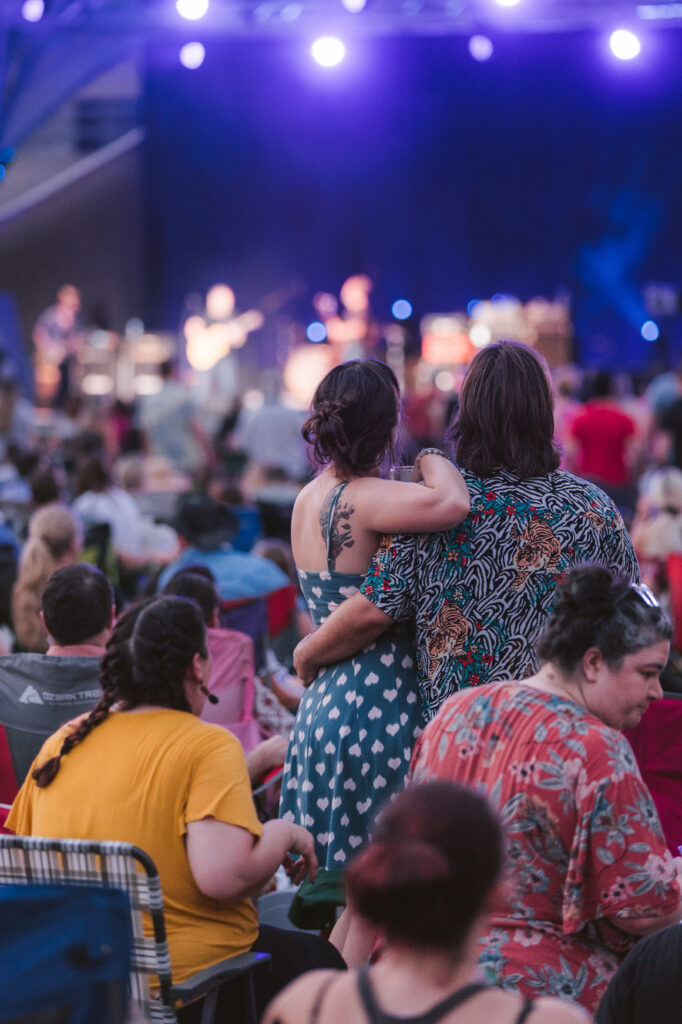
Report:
568,370,637,510
410,567,681,1014
0,563,112,785
280,359,469,948
265,783,586,1024
295,342,639,716
11,504,81,653
7,596,345,1023
139,359,208,477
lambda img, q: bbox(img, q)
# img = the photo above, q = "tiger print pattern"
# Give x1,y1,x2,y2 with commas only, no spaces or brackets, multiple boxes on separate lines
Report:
361,467,640,718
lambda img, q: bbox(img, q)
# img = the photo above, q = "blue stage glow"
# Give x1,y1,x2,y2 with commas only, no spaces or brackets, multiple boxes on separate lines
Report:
306,321,327,342
311,37,346,67
176,0,209,21
180,42,205,68
391,299,413,320
466,299,481,316
610,29,641,59
469,35,494,61
0,167,5,182
641,320,660,341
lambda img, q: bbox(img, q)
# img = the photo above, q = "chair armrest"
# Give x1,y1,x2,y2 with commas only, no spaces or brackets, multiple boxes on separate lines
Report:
170,951,271,1006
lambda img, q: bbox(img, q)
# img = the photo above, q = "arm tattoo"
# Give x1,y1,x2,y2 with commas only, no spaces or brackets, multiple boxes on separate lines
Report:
319,490,355,571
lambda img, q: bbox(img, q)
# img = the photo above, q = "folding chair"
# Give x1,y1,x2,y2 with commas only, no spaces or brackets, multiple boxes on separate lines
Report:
0,837,270,1024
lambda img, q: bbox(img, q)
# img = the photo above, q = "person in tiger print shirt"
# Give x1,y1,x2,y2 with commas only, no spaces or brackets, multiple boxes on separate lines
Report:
294,341,639,719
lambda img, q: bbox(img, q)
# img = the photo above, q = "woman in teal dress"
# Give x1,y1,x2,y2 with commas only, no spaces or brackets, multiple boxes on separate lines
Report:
279,359,470,955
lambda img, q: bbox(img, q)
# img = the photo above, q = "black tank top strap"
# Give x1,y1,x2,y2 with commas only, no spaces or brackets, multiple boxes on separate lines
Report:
308,974,341,1024
515,999,535,1024
356,967,487,1024
325,481,350,569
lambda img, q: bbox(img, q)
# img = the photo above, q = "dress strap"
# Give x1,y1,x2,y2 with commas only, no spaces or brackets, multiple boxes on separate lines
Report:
356,967,487,1024
515,1000,536,1024
325,481,350,570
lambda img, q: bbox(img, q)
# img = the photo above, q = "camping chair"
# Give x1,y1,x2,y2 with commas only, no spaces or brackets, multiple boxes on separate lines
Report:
0,882,131,1024
625,694,682,856
0,836,270,1024
220,584,297,671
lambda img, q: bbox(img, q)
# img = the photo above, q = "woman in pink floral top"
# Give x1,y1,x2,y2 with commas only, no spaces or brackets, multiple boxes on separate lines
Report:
411,566,682,1013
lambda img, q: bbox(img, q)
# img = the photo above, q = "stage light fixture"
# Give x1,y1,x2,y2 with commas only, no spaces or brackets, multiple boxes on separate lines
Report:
641,320,660,341
21,0,44,21
469,35,494,61
342,0,367,11
493,0,522,7
180,41,205,68
176,0,209,21
391,299,413,320
311,36,346,67
306,321,328,342
610,28,641,59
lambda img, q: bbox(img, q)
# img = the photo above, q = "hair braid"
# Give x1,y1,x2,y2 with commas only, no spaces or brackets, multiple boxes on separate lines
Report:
31,596,158,788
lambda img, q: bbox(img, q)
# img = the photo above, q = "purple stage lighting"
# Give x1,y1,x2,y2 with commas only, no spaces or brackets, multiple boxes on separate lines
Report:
180,42,205,68
21,0,44,21
176,0,209,21
610,29,641,59
342,0,367,10
311,36,346,67
469,35,494,61
494,0,522,7
641,320,660,342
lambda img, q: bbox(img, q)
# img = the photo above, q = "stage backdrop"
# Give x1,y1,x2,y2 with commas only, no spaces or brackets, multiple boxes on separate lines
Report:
142,30,682,367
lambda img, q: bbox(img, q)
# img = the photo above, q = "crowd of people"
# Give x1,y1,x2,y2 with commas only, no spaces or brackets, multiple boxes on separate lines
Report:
1,338,682,1022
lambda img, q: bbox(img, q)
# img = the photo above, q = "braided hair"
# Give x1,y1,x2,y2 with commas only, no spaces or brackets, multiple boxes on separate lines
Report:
303,359,401,478
32,596,207,788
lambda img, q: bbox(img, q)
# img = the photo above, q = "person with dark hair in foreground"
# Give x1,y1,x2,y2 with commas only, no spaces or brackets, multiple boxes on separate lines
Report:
0,563,114,785
7,596,344,1023
264,783,585,1024
595,923,682,1024
294,341,640,717
410,566,681,1013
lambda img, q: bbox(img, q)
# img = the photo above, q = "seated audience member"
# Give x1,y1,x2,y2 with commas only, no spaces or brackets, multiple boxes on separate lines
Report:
29,464,62,508
0,563,113,785
11,504,82,653
72,453,178,565
7,596,344,1023
409,566,681,1013
630,466,682,600
264,782,585,1024
157,491,288,601
595,924,682,1024
295,342,639,717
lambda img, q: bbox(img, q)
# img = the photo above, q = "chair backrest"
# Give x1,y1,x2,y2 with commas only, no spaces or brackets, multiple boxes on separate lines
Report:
201,628,263,753
625,694,682,856
0,882,131,1024
0,836,177,1023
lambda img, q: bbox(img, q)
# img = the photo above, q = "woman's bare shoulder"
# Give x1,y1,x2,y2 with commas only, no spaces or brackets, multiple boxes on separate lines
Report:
262,969,349,1024
528,997,592,1023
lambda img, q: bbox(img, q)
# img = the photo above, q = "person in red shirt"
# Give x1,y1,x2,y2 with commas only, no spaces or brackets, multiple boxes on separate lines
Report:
569,370,637,509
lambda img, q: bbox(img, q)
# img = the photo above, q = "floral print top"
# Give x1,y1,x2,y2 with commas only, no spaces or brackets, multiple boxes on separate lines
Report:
411,682,680,1012
360,468,640,717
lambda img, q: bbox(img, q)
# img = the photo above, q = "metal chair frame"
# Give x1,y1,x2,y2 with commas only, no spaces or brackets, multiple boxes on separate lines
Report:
0,836,270,1024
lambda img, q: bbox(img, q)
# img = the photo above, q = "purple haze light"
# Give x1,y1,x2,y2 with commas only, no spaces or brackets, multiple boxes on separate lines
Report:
21,0,44,21
311,37,346,67
180,42,205,68
176,0,209,21
610,29,641,60
469,35,494,61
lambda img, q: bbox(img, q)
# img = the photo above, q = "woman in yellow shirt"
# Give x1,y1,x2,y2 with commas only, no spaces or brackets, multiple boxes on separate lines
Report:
8,595,345,1021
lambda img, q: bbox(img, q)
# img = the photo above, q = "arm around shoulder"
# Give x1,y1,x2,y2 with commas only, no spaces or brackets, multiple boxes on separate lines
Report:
360,453,470,534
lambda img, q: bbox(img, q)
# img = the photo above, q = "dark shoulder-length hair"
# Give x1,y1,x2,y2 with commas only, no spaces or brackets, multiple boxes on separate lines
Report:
448,340,561,479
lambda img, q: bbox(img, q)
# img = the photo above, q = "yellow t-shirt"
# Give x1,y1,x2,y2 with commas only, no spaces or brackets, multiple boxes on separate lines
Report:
7,709,263,983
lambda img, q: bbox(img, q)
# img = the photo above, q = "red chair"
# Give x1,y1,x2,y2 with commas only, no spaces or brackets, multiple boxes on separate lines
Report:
220,584,298,670
626,696,682,856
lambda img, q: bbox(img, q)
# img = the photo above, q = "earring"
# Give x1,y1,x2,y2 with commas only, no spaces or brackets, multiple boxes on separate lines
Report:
200,683,219,705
